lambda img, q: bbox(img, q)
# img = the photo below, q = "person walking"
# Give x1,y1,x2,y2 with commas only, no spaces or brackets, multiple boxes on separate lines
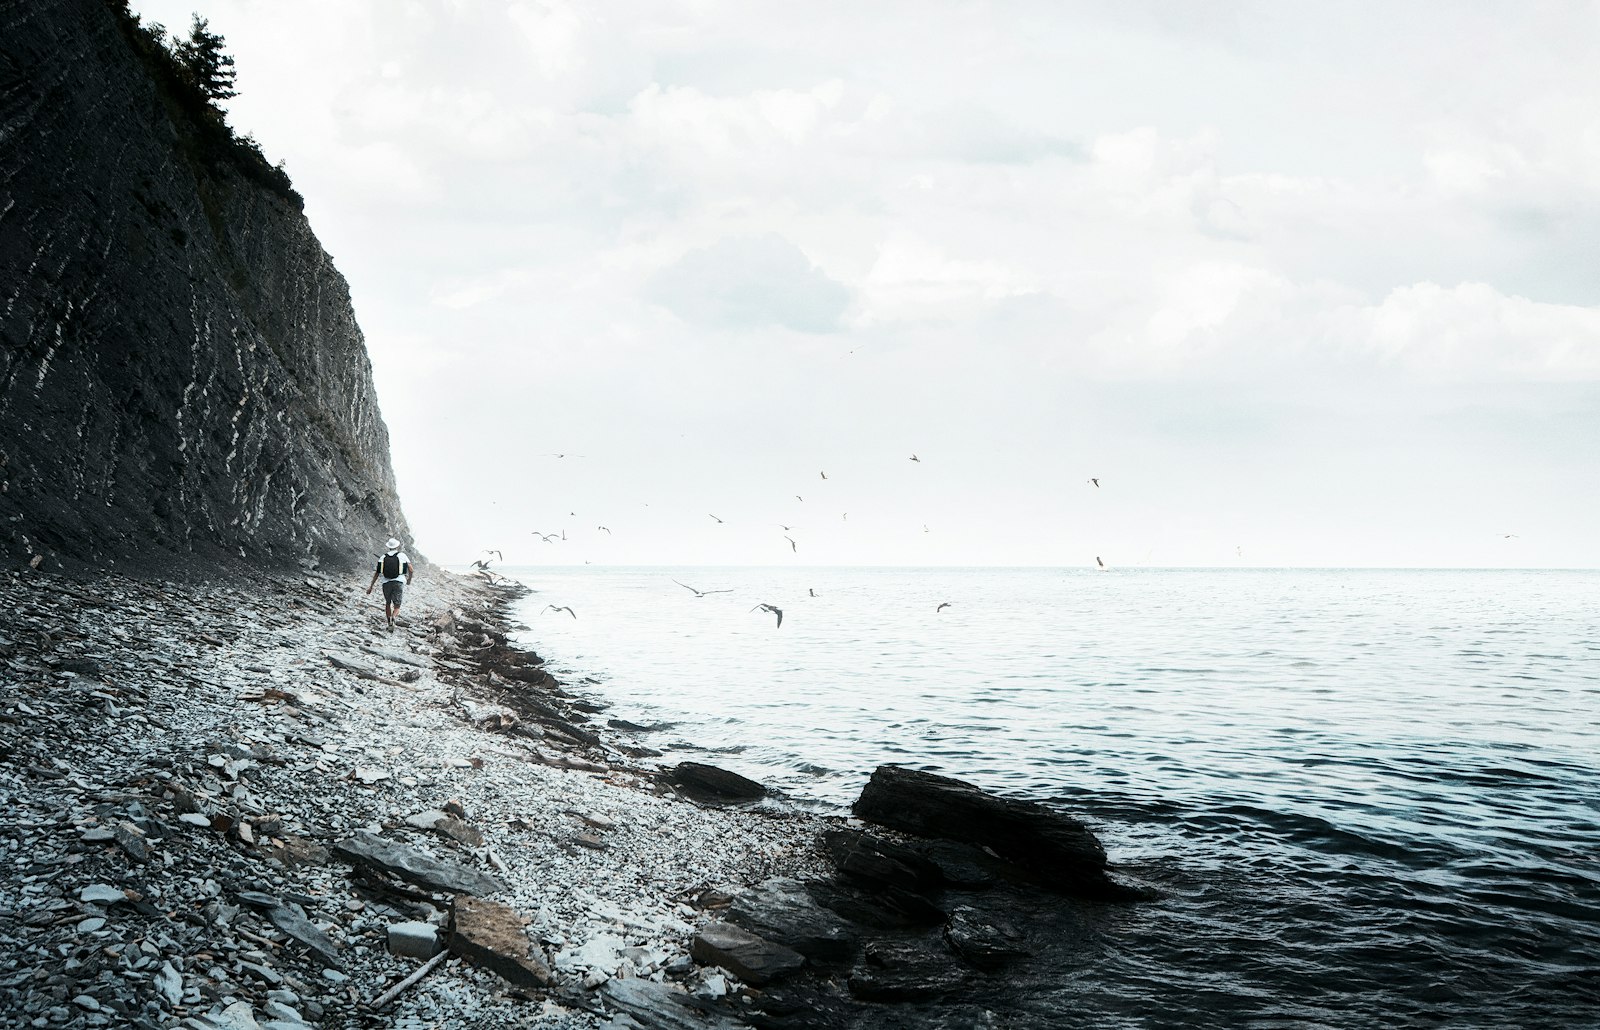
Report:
366,537,413,631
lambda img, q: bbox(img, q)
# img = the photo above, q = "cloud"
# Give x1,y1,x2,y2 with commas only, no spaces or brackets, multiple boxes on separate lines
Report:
644,233,851,333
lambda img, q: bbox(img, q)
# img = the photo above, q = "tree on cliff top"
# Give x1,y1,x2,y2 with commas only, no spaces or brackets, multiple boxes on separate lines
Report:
173,15,238,105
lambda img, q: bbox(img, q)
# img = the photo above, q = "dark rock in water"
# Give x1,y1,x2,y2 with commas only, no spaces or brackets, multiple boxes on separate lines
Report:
0,2,412,573
663,762,767,804
822,829,944,896
691,921,805,986
853,765,1132,898
847,938,972,1002
599,978,743,1030
805,878,945,931
448,896,554,990
916,840,1004,889
727,877,859,965
943,906,1030,971
332,832,505,896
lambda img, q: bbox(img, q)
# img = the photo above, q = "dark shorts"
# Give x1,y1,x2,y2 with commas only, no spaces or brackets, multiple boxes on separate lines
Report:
382,581,404,606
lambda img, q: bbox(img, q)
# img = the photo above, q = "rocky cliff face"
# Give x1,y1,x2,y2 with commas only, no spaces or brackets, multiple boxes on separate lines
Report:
0,0,412,574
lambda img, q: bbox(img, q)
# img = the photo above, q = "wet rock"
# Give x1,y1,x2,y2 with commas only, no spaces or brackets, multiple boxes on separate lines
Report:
943,906,1030,970
690,921,804,986
726,878,858,965
663,763,767,804
853,765,1130,898
332,832,505,896
822,828,944,895
847,938,972,1002
448,895,554,989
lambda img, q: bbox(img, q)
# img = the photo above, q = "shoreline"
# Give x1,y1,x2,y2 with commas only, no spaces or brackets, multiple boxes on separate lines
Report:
0,565,831,1028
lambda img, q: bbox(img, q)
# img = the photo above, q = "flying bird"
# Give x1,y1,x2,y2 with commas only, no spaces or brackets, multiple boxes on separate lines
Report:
808,588,818,598
936,602,952,612
543,453,586,459
1501,533,1519,539
673,579,731,597
820,471,828,480
795,495,804,502
784,536,797,552
709,514,724,523
1096,556,1106,569
480,549,503,562
841,513,847,521
751,603,784,628
469,558,493,571
543,605,577,619
777,524,794,532
532,532,560,543
597,526,611,534
910,454,921,462
1088,478,1099,488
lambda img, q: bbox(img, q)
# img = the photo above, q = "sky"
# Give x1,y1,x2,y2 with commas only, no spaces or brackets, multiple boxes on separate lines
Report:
132,0,1600,568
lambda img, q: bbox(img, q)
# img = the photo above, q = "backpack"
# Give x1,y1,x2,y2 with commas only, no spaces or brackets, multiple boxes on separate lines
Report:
381,553,401,579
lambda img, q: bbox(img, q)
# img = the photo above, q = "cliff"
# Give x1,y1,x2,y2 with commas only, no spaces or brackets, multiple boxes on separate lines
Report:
0,0,411,575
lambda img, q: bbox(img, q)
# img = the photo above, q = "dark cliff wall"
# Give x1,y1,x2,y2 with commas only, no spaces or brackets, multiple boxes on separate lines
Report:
0,0,413,575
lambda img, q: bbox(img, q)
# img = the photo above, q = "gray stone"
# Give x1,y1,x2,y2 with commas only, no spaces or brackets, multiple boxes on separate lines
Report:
332,832,505,896
264,903,341,969
690,921,804,986
662,763,766,804
599,978,744,1030
943,905,1030,970
154,963,183,1007
386,921,441,959
78,884,126,906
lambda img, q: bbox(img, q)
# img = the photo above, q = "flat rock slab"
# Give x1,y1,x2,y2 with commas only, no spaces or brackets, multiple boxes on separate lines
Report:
266,902,342,969
448,895,553,989
822,829,944,895
600,978,743,1030
847,938,972,1002
727,877,859,965
943,905,1030,970
332,832,504,896
691,921,804,986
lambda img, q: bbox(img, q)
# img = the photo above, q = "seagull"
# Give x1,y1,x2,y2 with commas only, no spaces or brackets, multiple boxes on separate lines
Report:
597,526,612,534
808,588,818,597
1088,478,1099,488
532,532,560,543
709,514,723,523
795,495,804,502
923,524,930,533
1096,556,1106,569
910,454,921,462
543,605,577,619
1501,533,1519,539
776,524,794,531
842,512,847,521
673,579,732,597
480,549,503,562
820,471,828,480
784,536,797,552
936,602,952,612
543,453,586,459
469,558,493,571
751,603,783,628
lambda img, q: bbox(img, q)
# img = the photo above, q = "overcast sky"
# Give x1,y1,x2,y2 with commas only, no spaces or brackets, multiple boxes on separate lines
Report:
133,0,1600,568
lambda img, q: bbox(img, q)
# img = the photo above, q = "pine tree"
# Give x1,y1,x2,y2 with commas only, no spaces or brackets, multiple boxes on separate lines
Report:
174,15,237,105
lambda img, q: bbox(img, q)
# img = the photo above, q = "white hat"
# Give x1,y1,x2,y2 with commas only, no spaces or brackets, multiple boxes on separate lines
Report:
385,538,401,550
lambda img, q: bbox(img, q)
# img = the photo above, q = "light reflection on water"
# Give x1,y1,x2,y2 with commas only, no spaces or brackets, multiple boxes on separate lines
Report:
500,566,1600,1027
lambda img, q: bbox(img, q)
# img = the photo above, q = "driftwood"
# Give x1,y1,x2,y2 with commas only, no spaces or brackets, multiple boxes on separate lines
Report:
370,950,449,1010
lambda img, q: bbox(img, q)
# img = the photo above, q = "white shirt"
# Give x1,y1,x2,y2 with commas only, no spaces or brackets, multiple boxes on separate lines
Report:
378,551,410,583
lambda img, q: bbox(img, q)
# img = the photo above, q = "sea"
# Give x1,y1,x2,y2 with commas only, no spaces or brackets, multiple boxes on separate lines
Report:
492,566,1599,1029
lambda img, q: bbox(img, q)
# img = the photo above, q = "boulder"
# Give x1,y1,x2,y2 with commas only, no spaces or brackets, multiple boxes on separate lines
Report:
662,763,766,804
690,921,804,986
726,878,859,965
448,895,554,989
852,765,1128,898
387,920,442,959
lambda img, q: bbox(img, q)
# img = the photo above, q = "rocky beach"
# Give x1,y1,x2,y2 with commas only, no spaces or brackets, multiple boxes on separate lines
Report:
0,562,1149,1030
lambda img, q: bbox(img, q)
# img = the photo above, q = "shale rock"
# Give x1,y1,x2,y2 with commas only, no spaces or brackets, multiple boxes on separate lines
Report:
727,877,859,965
690,921,805,986
332,832,505,896
448,895,554,989
853,765,1128,898
599,978,744,1030
663,762,768,804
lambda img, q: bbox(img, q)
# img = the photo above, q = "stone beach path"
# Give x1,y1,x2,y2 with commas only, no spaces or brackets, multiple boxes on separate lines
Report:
0,567,829,1029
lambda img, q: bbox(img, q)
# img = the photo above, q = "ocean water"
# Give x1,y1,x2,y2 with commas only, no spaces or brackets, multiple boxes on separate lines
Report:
497,566,1600,1028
